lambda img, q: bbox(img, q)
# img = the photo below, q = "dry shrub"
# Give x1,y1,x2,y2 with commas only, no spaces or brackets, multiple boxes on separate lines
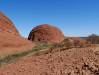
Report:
73,39,90,48
63,38,91,48
86,34,99,44
51,38,73,49
52,38,91,50
61,38,74,48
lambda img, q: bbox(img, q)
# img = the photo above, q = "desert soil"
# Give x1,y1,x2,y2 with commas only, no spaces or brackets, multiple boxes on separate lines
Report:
0,47,99,75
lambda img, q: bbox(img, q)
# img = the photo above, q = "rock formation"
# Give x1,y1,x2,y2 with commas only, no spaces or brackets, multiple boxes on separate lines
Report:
0,12,19,35
28,24,64,43
0,12,34,55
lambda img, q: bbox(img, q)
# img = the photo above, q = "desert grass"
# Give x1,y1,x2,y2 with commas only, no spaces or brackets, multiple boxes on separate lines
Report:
0,43,51,66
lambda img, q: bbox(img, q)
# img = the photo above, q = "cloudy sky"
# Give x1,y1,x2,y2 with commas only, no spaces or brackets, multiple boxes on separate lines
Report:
0,0,99,37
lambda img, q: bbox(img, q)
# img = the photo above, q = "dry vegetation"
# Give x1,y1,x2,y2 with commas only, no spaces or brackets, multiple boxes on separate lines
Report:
52,38,90,50
0,43,51,66
86,34,99,44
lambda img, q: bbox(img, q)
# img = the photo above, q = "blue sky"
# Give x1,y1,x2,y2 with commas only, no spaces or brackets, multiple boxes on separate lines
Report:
0,0,99,37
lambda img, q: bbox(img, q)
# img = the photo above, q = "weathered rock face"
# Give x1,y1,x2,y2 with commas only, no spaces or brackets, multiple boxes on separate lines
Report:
0,12,34,55
0,12,19,35
28,24,64,43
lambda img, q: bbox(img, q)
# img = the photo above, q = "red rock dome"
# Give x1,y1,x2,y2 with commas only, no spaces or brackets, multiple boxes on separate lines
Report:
28,24,65,43
0,12,19,35
0,12,34,55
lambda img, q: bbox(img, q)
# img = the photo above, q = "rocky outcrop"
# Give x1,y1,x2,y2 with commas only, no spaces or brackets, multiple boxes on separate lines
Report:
0,12,19,35
0,12,34,55
28,24,65,43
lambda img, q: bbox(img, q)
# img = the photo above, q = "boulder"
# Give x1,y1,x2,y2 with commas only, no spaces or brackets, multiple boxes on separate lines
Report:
28,24,64,43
